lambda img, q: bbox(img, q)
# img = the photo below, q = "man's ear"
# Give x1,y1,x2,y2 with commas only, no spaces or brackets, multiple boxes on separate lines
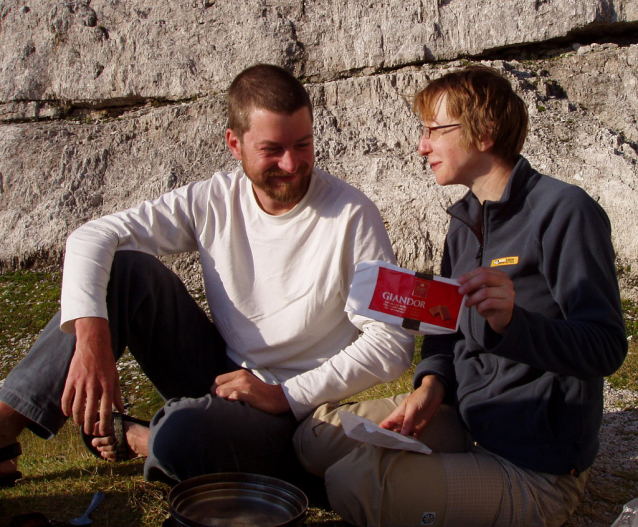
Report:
226,129,243,161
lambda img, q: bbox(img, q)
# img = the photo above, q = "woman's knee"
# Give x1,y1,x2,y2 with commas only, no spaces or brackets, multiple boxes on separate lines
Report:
293,403,346,477
294,398,406,478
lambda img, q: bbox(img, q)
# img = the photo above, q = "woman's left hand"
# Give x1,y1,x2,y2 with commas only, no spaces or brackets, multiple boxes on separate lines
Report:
458,267,515,334
379,375,445,437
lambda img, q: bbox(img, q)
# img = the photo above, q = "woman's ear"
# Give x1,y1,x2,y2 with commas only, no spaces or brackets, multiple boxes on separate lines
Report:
477,125,495,152
477,135,495,153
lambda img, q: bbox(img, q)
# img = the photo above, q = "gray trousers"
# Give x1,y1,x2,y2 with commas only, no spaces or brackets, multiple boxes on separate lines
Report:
0,251,301,484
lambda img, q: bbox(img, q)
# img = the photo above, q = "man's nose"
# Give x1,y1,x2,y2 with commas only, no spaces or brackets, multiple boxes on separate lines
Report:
418,135,432,156
278,150,299,173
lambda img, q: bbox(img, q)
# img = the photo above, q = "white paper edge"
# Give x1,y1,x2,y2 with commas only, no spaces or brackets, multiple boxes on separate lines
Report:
338,410,432,454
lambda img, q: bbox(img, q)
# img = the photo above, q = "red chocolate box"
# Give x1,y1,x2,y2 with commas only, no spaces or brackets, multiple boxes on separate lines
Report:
346,261,465,335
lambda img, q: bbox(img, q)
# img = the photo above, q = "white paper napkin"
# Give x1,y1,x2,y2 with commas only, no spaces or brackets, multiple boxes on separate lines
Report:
338,410,432,454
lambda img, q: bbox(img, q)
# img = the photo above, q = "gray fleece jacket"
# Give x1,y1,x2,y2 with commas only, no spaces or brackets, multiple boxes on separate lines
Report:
415,156,627,475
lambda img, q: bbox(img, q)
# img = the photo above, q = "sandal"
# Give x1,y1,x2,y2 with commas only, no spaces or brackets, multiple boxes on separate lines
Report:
81,413,150,462
0,442,22,487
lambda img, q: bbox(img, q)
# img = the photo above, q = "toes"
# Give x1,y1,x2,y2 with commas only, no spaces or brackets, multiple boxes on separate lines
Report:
91,436,115,449
91,435,118,460
100,450,118,462
0,458,19,474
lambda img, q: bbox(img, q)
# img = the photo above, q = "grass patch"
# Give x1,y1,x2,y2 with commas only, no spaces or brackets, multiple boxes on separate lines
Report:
0,270,61,340
621,298,638,338
0,270,61,378
1,424,169,526
608,340,638,391
608,299,638,391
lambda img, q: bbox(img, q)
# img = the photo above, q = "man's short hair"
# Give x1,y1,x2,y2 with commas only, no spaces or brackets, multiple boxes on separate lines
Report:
227,64,313,138
414,66,528,164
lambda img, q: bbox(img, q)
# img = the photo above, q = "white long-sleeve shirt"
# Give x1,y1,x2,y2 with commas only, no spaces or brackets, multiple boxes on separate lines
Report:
61,167,414,419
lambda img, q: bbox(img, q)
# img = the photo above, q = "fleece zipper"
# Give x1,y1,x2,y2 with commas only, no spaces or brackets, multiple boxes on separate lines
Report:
469,204,485,343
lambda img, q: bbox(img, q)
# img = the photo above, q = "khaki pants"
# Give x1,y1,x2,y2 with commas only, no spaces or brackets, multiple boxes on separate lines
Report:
294,395,588,527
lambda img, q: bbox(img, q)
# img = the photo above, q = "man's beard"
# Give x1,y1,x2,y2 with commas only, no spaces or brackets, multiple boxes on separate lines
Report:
248,164,312,204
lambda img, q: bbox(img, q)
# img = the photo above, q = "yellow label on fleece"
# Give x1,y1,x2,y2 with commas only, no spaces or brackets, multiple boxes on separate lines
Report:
491,256,519,267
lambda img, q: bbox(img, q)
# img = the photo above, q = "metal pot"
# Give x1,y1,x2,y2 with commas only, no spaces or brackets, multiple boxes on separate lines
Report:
167,473,309,527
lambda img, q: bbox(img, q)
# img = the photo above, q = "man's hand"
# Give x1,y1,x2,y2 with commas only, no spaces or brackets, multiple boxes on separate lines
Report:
213,370,291,415
61,317,124,436
457,267,515,334
379,375,445,436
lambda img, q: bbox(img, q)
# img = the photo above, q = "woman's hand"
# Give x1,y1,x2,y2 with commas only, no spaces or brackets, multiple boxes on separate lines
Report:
379,375,445,436
458,267,515,334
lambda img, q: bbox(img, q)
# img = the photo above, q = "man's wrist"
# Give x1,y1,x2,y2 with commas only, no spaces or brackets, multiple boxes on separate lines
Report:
74,317,112,354
273,384,292,414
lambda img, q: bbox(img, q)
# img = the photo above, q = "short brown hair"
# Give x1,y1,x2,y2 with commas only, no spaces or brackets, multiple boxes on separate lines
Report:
414,66,528,164
227,64,313,138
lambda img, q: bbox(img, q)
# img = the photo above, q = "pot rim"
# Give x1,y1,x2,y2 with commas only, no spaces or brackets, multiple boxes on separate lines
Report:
168,472,309,527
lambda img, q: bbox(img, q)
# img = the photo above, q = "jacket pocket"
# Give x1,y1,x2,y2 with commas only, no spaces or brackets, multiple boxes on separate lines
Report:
532,373,560,444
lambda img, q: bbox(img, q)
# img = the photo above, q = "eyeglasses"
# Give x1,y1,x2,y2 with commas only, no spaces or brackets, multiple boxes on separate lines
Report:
422,123,460,140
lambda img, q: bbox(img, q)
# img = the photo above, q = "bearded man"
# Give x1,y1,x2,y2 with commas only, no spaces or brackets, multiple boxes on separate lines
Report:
0,64,413,486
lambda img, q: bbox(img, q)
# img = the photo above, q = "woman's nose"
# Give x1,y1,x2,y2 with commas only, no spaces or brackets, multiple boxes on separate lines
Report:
418,135,432,156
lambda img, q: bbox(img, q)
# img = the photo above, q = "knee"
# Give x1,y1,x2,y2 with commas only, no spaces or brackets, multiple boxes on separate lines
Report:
149,404,207,473
108,251,184,313
293,412,335,477
325,447,380,526
111,251,165,280
148,398,233,478
149,396,294,480
293,403,361,478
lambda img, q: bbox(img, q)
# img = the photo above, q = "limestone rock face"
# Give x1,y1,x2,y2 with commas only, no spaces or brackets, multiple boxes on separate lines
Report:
1,0,637,300
1,0,637,102
544,44,638,143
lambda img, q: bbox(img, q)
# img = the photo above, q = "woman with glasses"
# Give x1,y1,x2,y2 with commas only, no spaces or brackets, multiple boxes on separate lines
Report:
294,66,627,526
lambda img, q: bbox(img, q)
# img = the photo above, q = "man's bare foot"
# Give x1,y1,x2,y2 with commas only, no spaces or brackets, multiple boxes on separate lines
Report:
91,421,150,461
0,455,20,480
0,441,23,486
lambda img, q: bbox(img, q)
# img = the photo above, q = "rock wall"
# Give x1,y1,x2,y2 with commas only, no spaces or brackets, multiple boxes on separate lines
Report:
1,0,638,298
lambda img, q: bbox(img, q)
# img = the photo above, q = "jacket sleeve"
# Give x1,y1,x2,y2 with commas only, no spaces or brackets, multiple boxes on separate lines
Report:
486,187,627,378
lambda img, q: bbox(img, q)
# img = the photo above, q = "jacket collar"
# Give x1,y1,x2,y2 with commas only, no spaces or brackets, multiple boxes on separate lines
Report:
446,156,539,229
